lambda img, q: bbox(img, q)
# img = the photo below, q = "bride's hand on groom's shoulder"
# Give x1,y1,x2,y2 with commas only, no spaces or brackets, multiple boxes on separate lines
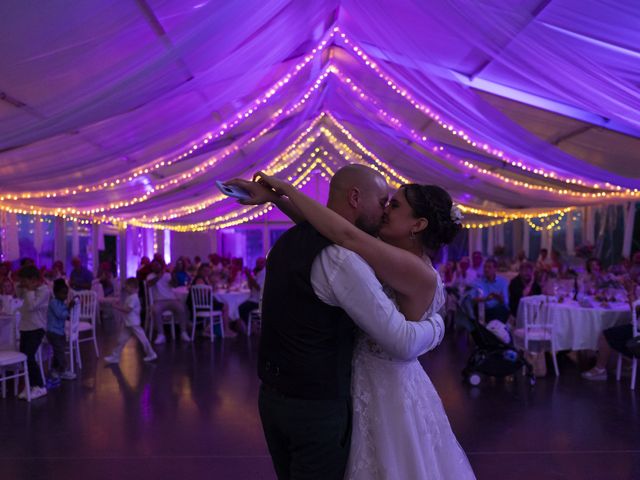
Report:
225,178,279,205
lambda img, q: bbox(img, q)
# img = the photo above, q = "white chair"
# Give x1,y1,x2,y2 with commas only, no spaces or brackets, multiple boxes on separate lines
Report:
65,302,82,373
0,313,31,401
144,281,175,340
514,297,560,376
247,309,261,337
72,290,99,357
190,285,223,341
616,298,640,390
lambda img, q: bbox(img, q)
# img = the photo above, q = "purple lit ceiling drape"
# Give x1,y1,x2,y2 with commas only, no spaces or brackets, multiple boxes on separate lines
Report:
0,0,638,229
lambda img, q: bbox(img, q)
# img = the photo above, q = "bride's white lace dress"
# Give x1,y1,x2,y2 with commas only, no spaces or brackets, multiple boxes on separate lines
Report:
345,273,476,479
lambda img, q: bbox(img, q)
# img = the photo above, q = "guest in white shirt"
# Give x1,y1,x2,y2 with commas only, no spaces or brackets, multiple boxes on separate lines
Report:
146,260,190,344
238,258,266,334
471,250,484,276
453,256,477,292
16,265,50,400
104,278,157,364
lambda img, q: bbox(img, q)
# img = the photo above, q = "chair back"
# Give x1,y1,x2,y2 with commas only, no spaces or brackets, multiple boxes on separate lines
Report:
73,290,98,324
68,300,81,342
191,285,213,311
0,312,18,351
520,295,553,345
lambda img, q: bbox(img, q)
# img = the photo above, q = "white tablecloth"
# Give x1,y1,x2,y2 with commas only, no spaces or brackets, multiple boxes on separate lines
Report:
517,295,631,350
214,290,251,320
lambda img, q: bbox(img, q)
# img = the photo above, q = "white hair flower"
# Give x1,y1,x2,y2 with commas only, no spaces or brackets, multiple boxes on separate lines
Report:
450,205,463,224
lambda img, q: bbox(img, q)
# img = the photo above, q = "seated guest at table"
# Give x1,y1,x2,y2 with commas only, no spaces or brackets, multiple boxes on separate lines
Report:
171,258,191,287
136,256,152,282
582,257,614,294
186,274,235,337
146,260,190,344
536,248,551,272
238,258,266,334
46,279,77,383
69,257,93,291
193,255,202,272
511,250,527,272
582,286,638,381
50,260,66,281
471,250,484,276
493,246,510,271
473,258,510,323
508,262,541,317
438,260,457,287
550,250,567,278
207,254,222,276
453,256,477,291
98,261,115,297
16,265,50,400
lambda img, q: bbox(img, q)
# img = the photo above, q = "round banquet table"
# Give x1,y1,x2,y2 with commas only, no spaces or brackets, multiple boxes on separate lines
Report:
517,295,631,351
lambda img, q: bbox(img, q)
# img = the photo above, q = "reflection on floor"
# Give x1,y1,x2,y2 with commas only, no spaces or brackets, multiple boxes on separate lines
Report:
1,323,639,480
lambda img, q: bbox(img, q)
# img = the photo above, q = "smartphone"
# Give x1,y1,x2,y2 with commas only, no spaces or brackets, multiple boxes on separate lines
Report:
215,180,252,200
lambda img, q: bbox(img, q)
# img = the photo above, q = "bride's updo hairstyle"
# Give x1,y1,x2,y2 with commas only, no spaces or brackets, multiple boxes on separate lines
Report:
402,184,462,251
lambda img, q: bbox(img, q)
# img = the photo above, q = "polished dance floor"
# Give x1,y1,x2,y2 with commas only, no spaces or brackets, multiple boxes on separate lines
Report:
1,322,639,480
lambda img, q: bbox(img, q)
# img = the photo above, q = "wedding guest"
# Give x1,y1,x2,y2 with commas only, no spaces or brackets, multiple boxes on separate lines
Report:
550,250,567,278
69,257,93,291
51,260,66,280
104,278,157,364
46,279,76,382
136,256,152,282
471,251,484,276
16,265,50,400
438,260,456,287
511,250,527,272
146,260,190,344
98,261,115,297
582,258,608,293
582,283,638,381
473,258,510,323
453,256,477,291
508,262,541,317
536,248,551,271
171,258,191,287
238,258,267,333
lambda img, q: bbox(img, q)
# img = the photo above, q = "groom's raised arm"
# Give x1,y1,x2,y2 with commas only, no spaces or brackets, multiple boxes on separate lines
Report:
312,246,444,360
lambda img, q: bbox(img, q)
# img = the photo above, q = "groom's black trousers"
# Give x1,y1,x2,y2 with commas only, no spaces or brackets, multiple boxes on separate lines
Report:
259,384,352,480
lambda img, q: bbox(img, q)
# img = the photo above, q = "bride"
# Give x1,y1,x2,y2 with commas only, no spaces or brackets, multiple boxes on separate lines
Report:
229,171,475,479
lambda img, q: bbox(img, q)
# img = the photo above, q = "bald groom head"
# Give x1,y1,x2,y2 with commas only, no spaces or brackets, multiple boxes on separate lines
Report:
327,164,389,236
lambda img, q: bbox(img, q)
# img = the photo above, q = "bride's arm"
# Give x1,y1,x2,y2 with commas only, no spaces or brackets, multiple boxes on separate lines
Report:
258,174,435,304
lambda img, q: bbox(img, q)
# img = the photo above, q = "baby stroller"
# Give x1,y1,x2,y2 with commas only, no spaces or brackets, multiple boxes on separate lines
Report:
462,317,536,386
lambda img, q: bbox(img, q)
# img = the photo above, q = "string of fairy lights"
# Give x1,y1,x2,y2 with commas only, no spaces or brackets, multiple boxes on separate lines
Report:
2,26,631,233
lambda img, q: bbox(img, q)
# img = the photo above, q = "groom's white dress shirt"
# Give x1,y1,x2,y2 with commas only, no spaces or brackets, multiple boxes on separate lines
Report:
311,245,444,360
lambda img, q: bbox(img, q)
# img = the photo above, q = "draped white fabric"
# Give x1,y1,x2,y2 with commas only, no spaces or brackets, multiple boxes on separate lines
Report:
0,0,638,230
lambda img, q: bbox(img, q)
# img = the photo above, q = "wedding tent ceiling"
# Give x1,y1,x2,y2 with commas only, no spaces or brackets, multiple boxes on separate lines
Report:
1,0,639,230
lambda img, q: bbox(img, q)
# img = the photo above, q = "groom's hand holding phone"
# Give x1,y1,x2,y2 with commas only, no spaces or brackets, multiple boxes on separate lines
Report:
221,178,279,205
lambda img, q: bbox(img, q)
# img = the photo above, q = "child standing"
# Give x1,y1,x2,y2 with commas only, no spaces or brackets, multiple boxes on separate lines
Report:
16,265,50,400
46,279,77,384
104,278,157,364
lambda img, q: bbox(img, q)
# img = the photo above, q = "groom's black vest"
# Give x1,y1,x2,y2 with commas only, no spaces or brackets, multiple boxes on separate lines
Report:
258,222,355,400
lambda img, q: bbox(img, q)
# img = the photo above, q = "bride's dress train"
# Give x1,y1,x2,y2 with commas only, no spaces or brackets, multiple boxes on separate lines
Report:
345,275,476,479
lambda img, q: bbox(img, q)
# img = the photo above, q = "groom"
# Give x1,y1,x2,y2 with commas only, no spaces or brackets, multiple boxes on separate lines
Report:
230,165,444,480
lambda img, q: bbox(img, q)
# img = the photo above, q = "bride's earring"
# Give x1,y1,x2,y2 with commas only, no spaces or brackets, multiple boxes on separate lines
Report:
410,231,416,241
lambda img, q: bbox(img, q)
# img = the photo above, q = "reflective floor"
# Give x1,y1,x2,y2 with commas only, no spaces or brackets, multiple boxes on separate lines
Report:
1,323,639,480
